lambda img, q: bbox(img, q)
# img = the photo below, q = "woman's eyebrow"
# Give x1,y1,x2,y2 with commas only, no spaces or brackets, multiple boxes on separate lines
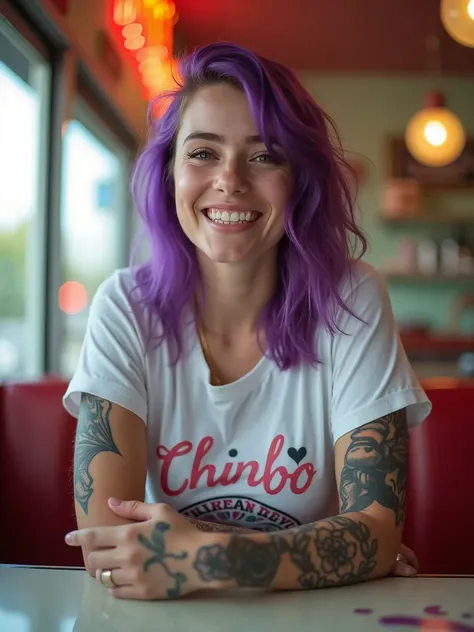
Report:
183,131,265,145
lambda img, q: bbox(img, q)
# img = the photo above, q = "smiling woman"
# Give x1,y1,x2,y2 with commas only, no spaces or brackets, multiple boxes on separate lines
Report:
62,42,431,601
173,85,291,266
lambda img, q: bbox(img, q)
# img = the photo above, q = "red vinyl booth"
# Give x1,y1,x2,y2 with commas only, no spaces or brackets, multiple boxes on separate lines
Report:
0,378,473,572
0,379,83,567
403,383,474,575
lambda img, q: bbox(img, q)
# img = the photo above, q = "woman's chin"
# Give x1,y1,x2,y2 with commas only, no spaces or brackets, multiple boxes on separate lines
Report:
203,251,253,264
197,243,257,264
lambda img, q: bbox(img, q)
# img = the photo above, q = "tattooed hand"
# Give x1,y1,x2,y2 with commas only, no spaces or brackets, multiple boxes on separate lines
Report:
65,500,212,600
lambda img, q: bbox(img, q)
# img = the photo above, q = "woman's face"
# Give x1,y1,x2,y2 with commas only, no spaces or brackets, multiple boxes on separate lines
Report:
173,83,293,264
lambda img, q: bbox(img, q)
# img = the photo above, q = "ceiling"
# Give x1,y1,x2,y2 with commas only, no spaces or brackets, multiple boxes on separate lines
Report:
174,0,474,74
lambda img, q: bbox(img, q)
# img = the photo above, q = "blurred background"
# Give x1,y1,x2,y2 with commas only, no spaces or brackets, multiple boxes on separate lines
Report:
1,0,473,382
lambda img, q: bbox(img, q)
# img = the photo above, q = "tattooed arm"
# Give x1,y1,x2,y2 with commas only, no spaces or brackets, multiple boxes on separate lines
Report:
74,394,253,573
186,518,255,534
74,394,147,573
190,410,408,591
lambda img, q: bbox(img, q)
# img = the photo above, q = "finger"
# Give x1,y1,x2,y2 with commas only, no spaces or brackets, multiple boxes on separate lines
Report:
399,544,420,571
65,526,121,548
108,585,154,600
96,567,133,588
389,561,417,577
87,548,122,572
108,498,154,522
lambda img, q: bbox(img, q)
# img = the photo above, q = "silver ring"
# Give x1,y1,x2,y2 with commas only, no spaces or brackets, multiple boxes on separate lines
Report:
99,569,116,587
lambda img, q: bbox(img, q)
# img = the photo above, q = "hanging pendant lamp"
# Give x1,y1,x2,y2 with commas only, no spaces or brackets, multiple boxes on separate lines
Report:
405,91,466,167
441,0,474,48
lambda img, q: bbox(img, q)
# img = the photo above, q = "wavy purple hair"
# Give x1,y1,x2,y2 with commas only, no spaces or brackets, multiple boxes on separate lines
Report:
131,42,367,369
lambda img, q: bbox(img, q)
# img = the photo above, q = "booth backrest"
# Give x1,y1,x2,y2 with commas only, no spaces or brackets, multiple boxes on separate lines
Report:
0,379,83,566
404,384,474,574
1,379,473,572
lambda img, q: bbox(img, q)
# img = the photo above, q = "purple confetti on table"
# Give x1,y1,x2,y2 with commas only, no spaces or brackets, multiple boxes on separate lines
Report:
379,615,474,631
354,608,373,614
425,605,449,616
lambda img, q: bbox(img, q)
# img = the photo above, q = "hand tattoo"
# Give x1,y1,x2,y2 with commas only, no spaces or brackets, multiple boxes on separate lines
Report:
73,394,122,515
339,409,408,525
193,516,378,589
138,523,188,598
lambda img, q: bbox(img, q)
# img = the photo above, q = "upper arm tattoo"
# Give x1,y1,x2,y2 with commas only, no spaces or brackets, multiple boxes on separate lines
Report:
339,409,408,526
73,394,122,515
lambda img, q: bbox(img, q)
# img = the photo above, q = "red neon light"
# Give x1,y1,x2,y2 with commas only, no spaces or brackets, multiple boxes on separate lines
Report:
112,0,178,99
122,23,142,38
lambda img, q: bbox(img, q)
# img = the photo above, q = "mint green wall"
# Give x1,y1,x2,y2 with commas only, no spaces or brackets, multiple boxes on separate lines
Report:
300,75,474,332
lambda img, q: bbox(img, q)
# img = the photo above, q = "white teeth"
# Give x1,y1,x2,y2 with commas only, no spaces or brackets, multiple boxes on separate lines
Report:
205,208,260,225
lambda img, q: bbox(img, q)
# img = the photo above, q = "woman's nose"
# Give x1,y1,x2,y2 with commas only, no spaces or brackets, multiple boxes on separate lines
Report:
213,162,250,196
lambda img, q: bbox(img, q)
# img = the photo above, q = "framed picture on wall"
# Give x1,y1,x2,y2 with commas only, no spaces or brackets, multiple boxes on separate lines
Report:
387,135,474,190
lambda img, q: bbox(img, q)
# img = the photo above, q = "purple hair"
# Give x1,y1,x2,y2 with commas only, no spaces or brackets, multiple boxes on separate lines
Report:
131,42,367,369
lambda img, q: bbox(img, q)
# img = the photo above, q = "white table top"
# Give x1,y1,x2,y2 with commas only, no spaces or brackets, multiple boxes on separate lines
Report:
0,566,473,632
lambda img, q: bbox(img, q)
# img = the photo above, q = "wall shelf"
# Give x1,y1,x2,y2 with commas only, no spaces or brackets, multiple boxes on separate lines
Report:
384,272,474,284
380,213,474,226
400,332,474,355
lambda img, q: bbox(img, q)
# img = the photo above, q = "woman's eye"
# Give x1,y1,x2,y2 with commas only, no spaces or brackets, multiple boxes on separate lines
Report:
187,149,213,160
253,153,277,164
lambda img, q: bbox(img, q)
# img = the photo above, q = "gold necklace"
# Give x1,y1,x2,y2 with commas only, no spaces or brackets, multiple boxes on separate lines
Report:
197,321,222,386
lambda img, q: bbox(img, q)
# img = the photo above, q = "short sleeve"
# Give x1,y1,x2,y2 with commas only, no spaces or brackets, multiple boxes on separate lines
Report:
330,262,431,444
63,269,148,423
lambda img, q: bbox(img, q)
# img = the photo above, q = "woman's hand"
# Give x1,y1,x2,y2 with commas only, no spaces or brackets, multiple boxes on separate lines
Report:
65,499,211,600
389,543,419,577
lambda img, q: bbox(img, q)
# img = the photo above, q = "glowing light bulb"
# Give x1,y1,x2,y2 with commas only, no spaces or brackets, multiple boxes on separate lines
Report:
441,0,474,47
124,35,145,50
468,0,474,20
113,0,136,26
423,121,448,146
122,23,142,38
405,91,466,166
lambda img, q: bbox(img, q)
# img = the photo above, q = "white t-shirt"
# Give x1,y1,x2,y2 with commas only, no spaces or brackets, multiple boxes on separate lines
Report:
64,260,431,532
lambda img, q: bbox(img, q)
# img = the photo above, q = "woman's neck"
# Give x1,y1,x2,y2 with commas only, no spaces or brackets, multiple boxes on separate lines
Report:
196,250,277,342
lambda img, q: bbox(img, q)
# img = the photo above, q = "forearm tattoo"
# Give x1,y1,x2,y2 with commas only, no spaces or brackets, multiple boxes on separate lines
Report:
339,409,409,526
73,394,122,515
135,516,378,597
186,517,255,534
193,516,378,589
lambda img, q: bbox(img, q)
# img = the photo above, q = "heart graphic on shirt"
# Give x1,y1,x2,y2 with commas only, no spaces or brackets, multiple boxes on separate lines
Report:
287,447,307,465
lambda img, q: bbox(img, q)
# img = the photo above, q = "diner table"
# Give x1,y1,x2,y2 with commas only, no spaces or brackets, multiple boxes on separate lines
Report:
0,565,473,632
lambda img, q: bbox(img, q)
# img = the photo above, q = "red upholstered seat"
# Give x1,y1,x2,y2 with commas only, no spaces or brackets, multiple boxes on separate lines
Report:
0,379,83,567
1,378,473,573
404,383,474,574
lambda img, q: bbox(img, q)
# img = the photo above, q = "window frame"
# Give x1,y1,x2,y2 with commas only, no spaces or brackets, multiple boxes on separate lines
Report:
49,94,134,377
2,0,139,379
0,10,52,378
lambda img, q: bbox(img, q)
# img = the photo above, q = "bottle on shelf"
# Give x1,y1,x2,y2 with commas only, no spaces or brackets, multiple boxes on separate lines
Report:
457,234,474,274
440,238,460,275
416,239,438,275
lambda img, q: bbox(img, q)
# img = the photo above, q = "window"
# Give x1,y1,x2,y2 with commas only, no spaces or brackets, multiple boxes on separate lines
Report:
59,102,130,376
0,18,49,380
